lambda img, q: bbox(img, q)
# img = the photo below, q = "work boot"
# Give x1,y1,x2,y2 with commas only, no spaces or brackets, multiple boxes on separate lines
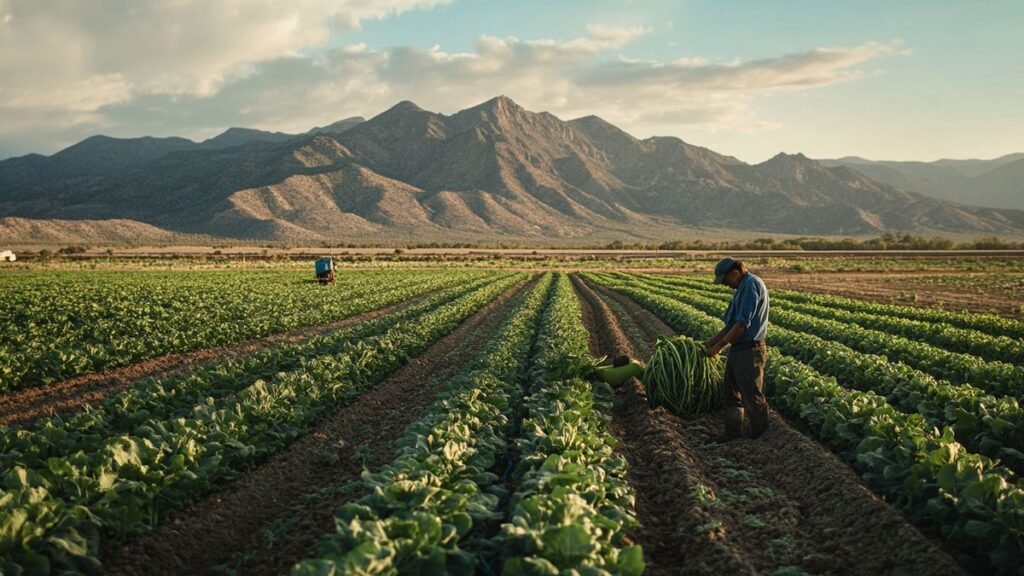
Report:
748,406,769,439
713,407,745,443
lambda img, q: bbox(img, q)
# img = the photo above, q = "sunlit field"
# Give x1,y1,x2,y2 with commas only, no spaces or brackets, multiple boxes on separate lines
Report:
0,254,1021,574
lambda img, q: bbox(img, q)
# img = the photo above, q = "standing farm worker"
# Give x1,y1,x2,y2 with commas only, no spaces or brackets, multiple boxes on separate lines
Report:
703,257,771,442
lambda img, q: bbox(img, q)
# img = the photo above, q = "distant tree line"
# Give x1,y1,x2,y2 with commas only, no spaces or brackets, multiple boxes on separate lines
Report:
17,233,1024,259
612,234,1024,251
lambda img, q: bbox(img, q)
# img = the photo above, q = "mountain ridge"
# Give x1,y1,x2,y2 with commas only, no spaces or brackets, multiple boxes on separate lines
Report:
821,154,1024,210
2,96,1023,243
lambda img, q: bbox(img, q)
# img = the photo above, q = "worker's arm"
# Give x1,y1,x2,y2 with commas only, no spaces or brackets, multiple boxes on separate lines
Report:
706,322,746,357
704,325,729,348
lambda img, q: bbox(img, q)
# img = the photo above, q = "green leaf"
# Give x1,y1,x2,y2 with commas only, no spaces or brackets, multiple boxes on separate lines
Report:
936,464,958,493
963,520,991,540
618,545,646,576
503,557,560,576
541,524,595,565
46,531,90,557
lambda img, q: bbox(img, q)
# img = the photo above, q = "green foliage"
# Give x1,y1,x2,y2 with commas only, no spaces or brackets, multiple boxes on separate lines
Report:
0,269,495,391
637,273,1024,397
652,273,1024,363
293,273,643,575
618,273,1024,473
497,274,642,574
0,272,523,574
641,336,723,416
772,284,1024,340
768,353,1024,574
291,274,555,575
589,271,1024,574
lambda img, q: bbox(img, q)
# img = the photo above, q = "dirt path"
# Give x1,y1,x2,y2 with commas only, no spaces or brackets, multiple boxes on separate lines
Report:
0,291,440,427
573,275,968,576
100,278,533,576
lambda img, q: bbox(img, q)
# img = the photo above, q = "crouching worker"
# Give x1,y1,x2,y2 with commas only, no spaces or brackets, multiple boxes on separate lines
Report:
703,257,771,442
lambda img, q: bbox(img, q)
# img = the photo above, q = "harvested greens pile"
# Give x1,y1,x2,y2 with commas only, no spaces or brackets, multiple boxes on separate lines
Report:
641,336,724,415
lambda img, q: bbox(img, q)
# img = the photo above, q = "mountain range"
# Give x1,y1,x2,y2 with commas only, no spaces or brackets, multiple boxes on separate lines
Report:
1,96,1022,244
819,155,1024,211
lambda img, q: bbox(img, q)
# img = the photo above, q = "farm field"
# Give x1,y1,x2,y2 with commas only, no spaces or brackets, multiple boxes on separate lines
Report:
0,258,1022,575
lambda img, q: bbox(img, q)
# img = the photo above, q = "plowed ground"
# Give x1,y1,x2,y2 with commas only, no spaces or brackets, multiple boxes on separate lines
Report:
572,274,967,576
0,291,440,427
100,279,533,576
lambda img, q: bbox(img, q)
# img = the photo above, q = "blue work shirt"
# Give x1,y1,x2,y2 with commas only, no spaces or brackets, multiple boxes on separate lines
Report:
722,272,770,343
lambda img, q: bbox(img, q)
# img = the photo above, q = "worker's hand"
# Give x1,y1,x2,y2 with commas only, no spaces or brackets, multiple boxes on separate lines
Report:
705,343,723,358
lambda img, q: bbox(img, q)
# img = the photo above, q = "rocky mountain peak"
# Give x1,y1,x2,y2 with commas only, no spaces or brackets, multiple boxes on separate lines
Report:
758,152,824,173
3,96,1023,242
764,151,812,164
385,100,426,115
451,95,530,129
479,95,522,112
219,127,257,136
569,115,638,148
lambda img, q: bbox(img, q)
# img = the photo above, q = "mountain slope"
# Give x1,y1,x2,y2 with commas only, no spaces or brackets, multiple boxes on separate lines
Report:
970,158,1024,210
2,97,1023,242
0,216,187,243
822,154,1024,210
307,117,365,136
199,128,294,149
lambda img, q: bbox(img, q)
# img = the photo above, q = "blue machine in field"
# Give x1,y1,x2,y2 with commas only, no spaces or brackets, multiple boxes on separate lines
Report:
315,257,335,285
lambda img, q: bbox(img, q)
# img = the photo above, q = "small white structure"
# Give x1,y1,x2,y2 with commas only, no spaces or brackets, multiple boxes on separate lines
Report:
1,250,16,262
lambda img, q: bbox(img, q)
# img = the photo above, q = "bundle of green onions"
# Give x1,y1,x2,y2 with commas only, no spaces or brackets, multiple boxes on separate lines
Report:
641,336,724,415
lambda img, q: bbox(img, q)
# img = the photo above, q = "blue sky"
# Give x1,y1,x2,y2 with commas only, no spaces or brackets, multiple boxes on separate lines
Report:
0,0,1020,162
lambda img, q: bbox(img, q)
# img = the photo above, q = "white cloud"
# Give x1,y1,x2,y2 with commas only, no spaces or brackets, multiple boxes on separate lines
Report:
287,36,905,136
575,41,909,92
0,4,907,159
0,0,449,112
583,24,651,49
4,74,132,112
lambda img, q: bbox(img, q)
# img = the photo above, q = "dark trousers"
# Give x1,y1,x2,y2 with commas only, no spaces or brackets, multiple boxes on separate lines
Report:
722,342,769,438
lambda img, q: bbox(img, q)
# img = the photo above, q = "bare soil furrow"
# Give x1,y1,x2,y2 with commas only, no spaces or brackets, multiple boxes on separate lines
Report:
99,278,533,576
0,291,439,427
575,275,968,576
573,275,755,575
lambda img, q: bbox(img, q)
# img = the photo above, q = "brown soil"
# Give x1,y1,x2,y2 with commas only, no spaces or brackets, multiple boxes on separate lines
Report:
0,291,440,427
757,271,1021,320
99,278,533,576
641,270,1023,320
572,275,968,576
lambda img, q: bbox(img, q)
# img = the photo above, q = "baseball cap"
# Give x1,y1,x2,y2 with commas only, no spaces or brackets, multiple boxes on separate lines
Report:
713,257,737,284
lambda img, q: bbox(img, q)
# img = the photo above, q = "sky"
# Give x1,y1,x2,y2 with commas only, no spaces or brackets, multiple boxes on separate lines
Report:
0,0,1021,163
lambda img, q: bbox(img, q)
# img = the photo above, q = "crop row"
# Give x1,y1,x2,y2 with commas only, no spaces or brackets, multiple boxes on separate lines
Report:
775,282,1024,340
603,273,1024,474
769,327,1024,474
634,273,1024,398
293,273,642,575
292,274,555,574
0,273,524,574
0,269,492,391
2,274,507,448
497,274,642,574
647,274,1024,365
586,273,1024,573
647,271,1024,340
